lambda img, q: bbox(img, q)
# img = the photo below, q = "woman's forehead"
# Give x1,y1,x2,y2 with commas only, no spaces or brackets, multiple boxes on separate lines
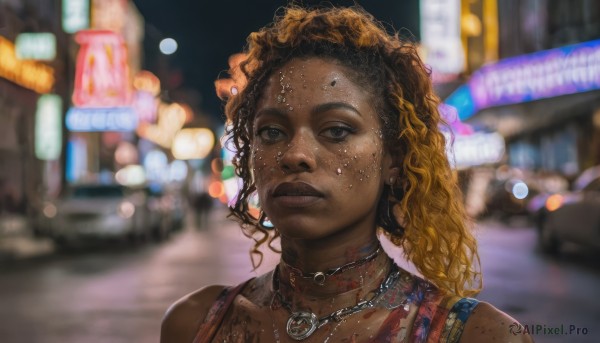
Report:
269,58,355,87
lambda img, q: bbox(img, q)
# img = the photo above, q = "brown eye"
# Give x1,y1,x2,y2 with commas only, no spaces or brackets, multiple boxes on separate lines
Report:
257,127,285,143
321,126,354,141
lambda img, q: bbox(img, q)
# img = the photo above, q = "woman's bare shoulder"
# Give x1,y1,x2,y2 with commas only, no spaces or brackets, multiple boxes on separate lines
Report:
460,301,535,343
160,284,227,343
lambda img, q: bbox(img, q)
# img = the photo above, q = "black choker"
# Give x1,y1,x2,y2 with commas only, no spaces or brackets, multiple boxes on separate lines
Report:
272,263,400,341
280,245,382,286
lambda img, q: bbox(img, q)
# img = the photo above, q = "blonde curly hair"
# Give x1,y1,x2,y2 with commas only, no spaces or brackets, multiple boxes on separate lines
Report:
220,5,481,297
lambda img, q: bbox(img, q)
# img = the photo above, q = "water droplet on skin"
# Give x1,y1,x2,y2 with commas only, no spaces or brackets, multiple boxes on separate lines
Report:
258,156,262,160
277,151,282,156
344,149,347,153
336,168,342,175
288,106,293,111
282,98,286,103
349,184,353,189
360,178,363,181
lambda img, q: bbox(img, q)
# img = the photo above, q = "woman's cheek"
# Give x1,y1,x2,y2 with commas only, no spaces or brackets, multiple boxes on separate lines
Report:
330,139,383,190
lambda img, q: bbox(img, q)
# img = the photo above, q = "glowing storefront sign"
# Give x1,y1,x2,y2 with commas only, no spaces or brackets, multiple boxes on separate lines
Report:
35,94,63,160
15,33,57,61
470,39,600,109
446,131,505,168
62,0,90,34
448,39,600,121
0,36,55,93
420,0,464,80
66,107,138,132
72,30,131,107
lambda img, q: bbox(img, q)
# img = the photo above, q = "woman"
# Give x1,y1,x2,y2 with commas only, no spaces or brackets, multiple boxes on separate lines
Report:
162,5,532,343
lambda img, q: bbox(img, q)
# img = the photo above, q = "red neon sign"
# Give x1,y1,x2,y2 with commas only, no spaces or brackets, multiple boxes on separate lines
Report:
72,30,131,107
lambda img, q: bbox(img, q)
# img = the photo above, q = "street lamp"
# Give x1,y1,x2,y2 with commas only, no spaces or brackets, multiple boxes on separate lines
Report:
159,37,177,55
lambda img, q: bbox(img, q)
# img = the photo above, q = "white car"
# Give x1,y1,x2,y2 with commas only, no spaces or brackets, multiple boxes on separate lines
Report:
41,184,152,246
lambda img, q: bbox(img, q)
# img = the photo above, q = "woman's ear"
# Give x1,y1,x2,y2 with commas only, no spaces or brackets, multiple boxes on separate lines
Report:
382,149,400,186
385,167,400,186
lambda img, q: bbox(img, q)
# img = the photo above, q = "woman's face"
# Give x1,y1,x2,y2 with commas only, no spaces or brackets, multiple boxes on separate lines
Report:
252,57,392,240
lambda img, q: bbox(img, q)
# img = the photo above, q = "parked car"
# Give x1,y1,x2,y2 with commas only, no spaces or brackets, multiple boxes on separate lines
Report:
40,184,154,247
144,183,174,241
537,166,600,254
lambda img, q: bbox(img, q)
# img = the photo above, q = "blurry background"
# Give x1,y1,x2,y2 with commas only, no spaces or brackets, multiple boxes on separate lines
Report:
0,0,599,342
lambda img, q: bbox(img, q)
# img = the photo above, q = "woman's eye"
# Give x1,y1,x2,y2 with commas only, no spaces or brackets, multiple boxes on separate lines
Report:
321,126,354,140
257,127,284,142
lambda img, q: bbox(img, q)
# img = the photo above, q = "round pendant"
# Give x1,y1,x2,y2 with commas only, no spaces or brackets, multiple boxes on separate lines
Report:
286,311,318,340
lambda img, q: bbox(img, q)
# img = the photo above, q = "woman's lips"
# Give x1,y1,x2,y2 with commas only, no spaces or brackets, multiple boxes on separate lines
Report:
272,182,323,208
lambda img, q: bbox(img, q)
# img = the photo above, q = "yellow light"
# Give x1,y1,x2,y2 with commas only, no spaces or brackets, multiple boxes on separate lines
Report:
172,128,215,160
546,194,564,212
0,36,54,93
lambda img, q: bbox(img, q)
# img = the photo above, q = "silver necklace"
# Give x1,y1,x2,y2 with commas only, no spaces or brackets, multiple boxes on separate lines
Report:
281,245,382,286
273,262,400,341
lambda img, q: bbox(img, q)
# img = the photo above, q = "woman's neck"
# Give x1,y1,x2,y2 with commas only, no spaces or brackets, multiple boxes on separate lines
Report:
276,239,389,298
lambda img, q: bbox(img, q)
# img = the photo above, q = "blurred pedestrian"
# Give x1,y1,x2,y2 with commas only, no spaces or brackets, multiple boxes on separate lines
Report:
161,5,532,343
193,191,213,229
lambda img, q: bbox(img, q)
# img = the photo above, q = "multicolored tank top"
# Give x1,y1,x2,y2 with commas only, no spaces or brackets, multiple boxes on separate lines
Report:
193,266,479,343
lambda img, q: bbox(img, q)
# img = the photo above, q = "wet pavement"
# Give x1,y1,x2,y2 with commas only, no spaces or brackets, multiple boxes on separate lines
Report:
0,209,598,343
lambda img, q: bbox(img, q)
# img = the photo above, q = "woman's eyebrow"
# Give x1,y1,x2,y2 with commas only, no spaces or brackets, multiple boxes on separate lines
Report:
313,102,362,117
255,107,288,119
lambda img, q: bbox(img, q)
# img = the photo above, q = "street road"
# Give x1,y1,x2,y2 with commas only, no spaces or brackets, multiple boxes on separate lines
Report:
0,209,598,343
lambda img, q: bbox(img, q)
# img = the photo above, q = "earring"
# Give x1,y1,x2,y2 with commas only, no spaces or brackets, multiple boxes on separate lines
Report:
258,210,275,229
377,186,404,236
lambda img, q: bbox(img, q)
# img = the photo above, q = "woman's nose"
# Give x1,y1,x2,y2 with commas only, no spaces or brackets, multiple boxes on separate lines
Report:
279,132,317,173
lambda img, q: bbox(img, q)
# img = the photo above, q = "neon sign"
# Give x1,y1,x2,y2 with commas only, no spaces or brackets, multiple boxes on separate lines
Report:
0,36,54,93
446,131,505,168
446,39,600,120
15,33,57,61
72,30,131,107
62,0,90,34
420,0,464,79
470,39,600,109
35,94,63,160
66,107,138,132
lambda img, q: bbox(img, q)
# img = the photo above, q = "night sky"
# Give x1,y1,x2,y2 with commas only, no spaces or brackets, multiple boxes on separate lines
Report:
132,0,420,124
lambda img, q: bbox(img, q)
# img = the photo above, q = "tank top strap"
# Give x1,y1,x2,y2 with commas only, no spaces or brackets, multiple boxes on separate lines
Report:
192,278,255,343
411,294,480,343
438,297,479,343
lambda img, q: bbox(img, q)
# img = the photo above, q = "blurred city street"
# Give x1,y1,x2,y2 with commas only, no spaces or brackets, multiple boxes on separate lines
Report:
0,207,598,343
2,1,600,342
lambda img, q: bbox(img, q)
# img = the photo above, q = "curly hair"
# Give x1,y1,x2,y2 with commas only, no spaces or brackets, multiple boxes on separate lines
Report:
221,5,481,297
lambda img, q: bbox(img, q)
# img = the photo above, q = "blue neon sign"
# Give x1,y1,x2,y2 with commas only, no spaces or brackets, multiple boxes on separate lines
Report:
66,107,138,132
